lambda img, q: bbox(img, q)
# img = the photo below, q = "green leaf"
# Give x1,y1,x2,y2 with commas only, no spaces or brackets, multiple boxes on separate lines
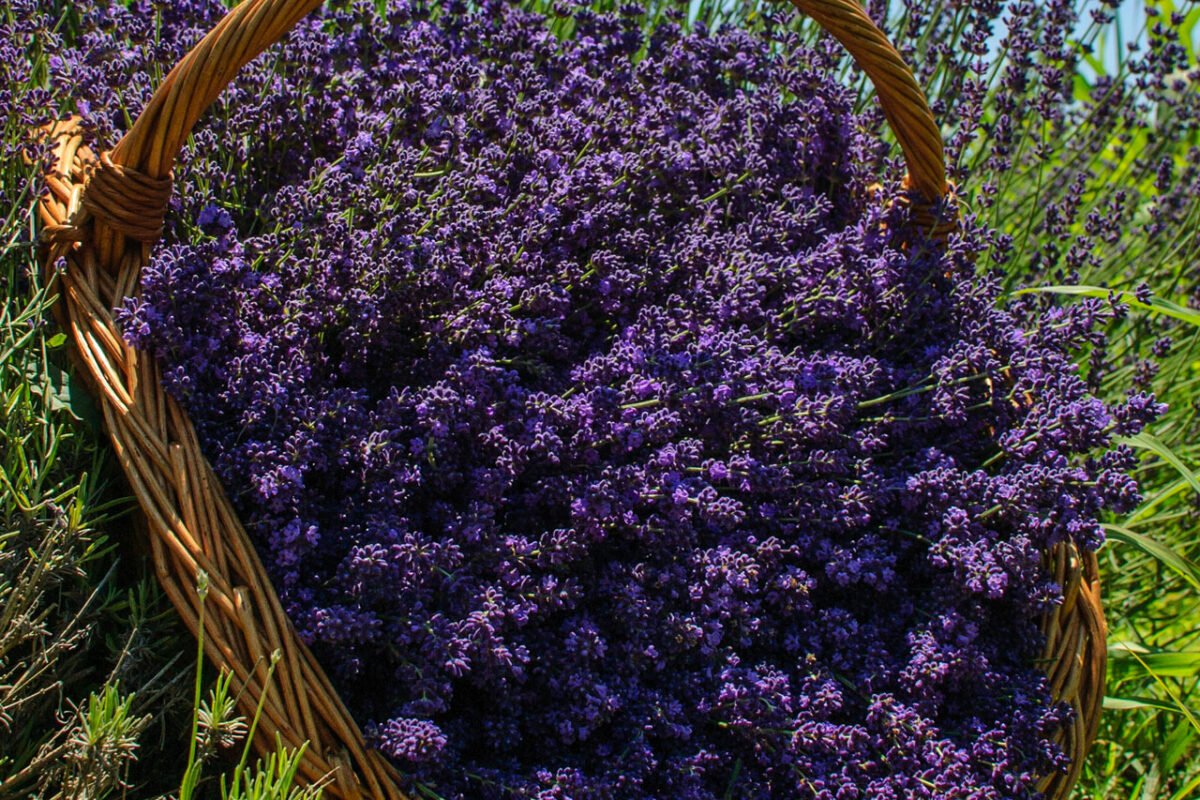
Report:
1015,285,1200,328
1110,643,1200,677
1163,718,1196,775
21,358,101,428
1111,644,1200,737
46,332,67,349
1104,524,1200,594
1118,431,1200,495
1104,696,1187,713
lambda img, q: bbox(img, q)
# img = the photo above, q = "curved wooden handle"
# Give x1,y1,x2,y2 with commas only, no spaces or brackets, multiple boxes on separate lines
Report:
111,0,325,179
789,0,946,202
94,0,947,250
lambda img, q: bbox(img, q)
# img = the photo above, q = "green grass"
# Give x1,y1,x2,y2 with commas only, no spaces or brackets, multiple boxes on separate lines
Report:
0,55,181,793
1,0,1198,797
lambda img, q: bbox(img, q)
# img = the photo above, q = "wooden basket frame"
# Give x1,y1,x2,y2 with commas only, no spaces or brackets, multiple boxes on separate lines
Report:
34,1,1105,797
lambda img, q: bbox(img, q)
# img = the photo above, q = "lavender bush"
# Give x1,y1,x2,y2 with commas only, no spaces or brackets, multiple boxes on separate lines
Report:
5,0,1189,796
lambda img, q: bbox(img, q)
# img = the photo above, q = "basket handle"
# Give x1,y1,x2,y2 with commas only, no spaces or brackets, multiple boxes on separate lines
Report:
85,0,948,253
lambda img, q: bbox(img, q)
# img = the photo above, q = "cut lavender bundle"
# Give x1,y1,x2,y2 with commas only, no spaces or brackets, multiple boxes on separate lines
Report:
20,0,1162,797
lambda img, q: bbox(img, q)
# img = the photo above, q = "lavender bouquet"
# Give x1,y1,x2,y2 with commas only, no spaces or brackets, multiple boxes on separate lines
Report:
12,0,1168,797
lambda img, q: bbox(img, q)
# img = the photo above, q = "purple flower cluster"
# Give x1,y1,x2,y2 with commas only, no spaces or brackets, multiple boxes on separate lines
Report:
896,0,1200,303
0,1,65,226
19,0,1165,797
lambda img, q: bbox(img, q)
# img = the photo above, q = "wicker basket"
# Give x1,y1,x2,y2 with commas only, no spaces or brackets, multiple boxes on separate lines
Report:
35,0,1105,797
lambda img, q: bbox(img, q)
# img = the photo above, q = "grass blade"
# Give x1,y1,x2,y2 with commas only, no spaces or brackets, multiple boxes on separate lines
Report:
1118,432,1200,496
1104,696,1188,713
1016,285,1200,328
1104,524,1200,594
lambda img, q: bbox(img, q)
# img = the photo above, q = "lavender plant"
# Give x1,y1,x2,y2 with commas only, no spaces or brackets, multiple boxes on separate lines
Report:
5,0,1197,797
77,1,1160,797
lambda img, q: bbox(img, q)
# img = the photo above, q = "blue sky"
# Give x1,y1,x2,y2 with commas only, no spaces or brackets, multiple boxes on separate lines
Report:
684,0,1197,79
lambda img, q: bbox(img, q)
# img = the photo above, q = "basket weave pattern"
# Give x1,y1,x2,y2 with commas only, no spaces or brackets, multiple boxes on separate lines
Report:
36,1,1105,797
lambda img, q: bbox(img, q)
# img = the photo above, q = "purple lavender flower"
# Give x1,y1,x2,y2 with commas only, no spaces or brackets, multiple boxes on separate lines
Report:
15,0,1167,797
